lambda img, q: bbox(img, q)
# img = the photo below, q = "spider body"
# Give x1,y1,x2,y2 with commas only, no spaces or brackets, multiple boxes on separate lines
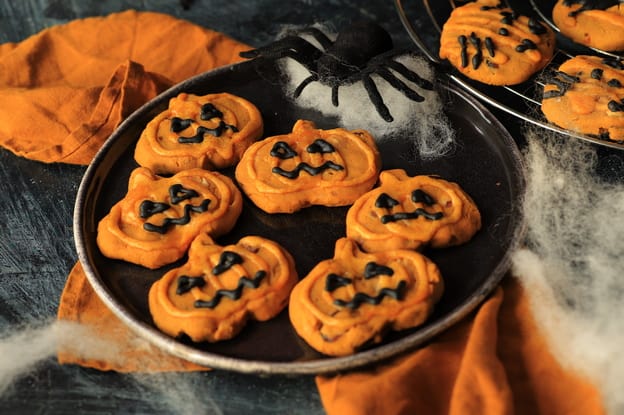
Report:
240,21,434,122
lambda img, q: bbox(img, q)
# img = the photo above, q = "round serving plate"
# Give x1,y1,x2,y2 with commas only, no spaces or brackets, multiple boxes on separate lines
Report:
74,57,525,375
395,0,624,150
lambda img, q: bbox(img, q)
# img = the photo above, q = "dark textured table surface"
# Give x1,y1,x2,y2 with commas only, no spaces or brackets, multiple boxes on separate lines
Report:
0,1,429,414
7,1,624,414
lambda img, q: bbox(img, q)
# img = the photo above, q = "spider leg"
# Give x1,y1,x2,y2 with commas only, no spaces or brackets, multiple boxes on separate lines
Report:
331,84,340,106
296,27,333,51
362,74,393,122
385,59,434,91
294,74,318,97
239,35,323,72
367,50,434,91
375,67,426,102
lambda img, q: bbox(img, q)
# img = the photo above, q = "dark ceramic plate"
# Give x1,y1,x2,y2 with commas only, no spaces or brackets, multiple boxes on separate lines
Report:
74,57,525,375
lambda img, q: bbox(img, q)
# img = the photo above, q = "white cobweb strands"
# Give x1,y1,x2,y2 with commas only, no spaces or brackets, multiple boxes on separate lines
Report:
278,26,456,160
0,320,214,413
511,128,624,415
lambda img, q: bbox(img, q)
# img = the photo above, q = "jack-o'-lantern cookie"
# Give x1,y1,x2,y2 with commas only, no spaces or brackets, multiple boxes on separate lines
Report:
97,167,243,269
346,169,481,253
134,93,263,174
439,0,555,85
235,119,381,213
149,233,297,342
541,55,624,141
552,0,624,51
288,237,443,356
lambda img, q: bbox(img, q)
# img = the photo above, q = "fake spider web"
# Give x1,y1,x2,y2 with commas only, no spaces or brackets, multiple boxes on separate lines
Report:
279,30,456,161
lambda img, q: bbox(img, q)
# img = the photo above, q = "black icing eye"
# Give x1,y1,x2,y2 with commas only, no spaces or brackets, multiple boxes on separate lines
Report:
306,138,335,154
176,275,206,295
375,193,399,209
169,184,200,204
364,262,394,279
325,273,352,292
270,141,298,159
212,251,244,275
139,200,170,218
170,117,192,133
201,103,223,120
411,189,435,205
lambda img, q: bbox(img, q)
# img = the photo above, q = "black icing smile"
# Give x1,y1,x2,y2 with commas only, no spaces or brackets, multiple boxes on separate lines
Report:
375,189,444,224
272,161,344,179
193,270,266,309
269,139,345,179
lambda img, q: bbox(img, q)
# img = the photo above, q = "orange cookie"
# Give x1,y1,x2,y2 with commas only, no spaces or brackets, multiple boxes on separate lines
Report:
541,55,624,141
97,167,243,269
234,119,381,213
149,233,297,343
288,237,443,356
552,0,624,51
346,169,481,253
439,1,555,85
134,93,263,174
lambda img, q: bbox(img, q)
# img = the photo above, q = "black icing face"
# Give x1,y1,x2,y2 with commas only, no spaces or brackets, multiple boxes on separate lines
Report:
169,103,239,144
269,139,345,179
374,188,444,225
324,261,406,310
175,250,267,310
139,184,211,234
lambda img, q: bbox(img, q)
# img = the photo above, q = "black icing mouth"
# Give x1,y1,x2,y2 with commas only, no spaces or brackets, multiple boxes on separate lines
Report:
272,161,344,179
380,208,443,224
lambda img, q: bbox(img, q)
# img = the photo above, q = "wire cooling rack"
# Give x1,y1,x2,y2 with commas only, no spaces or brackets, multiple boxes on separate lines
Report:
395,0,624,150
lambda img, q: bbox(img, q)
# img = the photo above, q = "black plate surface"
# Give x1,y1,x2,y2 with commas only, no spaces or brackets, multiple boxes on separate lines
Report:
74,58,525,374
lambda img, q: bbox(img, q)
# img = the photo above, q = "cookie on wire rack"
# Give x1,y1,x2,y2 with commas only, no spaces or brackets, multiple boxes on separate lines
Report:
439,0,555,85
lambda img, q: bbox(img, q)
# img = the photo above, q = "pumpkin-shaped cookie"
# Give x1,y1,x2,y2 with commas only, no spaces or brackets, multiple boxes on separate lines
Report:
289,237,443,356
346,169,481,253
149,233,297,342
235,119,381,213
97,167,243,269
134,92,263,174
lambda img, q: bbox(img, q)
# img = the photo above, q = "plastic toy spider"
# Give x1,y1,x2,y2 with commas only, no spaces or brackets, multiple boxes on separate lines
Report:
239,20,434,122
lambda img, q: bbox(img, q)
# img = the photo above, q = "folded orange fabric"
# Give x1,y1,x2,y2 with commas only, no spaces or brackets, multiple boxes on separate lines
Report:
316,276,605,415
58,262,207,372
3,9,605,415
0,10,247,164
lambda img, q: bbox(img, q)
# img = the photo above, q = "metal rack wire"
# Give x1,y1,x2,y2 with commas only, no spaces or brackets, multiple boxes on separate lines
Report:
394,0,624,150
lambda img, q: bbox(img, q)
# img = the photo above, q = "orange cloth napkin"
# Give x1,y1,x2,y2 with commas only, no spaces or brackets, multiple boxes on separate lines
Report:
0,10,605,415
0,9,247,164
316,275,604,415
